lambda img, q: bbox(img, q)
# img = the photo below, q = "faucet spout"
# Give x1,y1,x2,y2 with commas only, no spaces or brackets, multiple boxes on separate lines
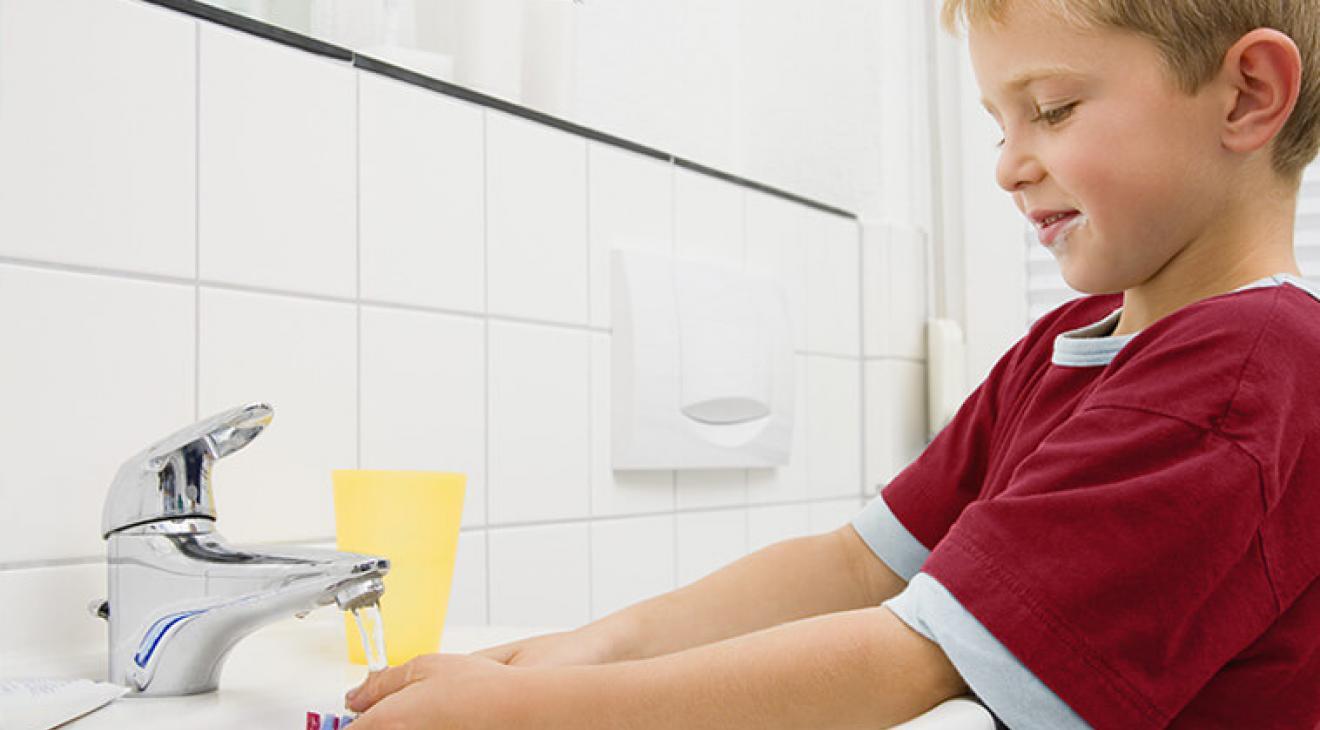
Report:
103,518,389,696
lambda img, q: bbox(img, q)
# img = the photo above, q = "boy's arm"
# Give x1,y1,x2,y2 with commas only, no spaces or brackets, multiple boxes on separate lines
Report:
570,604,968,729
350,601,968,729
483,524,910,666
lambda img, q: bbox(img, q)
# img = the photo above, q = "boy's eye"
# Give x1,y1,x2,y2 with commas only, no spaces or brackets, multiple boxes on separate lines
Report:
1034,101,1078,125
993,101,1077,148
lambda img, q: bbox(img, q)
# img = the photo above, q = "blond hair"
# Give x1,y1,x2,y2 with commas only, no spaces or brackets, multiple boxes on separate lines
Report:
942,0,1320,182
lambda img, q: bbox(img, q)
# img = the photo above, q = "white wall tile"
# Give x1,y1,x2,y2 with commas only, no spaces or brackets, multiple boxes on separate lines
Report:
596,470,676,517
0,0,194,278
866,360,929,491
199,25,356,297
0,563,106,663
446,531,488,629
485,112,588,325
748,354,809,505
487,322,590,524
359,73,485,313
676,470,747,511
360,306,486,526
489,524,590,627
0,266,194,562
0,0,195,278
676,510,747,587
864,222,928,360
744,191,808,351
590,516,675,620
590,334,674,516
198,287,356,544
803,209,861,356
747,504,811,552
808,498,866,534
805,356,863,499
674,168,745,265
588,143,674,328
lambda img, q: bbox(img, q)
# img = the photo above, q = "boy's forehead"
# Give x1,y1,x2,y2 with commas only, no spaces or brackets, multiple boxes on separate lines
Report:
969,3,1126,110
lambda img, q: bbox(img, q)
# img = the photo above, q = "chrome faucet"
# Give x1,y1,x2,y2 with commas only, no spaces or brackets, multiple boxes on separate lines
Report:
94,403,390,696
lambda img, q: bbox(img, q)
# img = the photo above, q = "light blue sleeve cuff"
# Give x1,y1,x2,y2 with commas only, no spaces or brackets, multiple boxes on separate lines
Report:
885,573,1093,730
850,495,930,581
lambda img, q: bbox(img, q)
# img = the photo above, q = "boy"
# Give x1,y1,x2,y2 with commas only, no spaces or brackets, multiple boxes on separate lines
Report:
345,1,1320,727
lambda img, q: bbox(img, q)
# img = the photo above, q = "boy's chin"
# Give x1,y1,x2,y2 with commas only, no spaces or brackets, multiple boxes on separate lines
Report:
1059,267,1127,297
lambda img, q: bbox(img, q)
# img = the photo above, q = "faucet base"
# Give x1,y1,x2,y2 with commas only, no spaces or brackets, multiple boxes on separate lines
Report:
103,522,389,696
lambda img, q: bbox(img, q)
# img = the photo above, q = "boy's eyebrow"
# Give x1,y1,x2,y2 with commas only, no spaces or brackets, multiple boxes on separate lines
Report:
980,65,1088,113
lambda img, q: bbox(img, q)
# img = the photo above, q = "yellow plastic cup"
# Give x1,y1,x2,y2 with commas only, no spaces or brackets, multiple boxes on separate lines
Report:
332,469,466,667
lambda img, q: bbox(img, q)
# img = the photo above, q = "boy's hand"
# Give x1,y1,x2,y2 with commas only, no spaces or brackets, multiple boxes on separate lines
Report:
474,626,618,667
344,653,523,729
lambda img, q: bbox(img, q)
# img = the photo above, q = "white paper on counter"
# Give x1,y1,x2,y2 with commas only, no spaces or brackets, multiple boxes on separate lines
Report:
0,679,128,730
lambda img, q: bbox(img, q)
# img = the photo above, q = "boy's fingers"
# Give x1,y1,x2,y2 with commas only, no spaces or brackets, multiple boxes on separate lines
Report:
345,661,421,712
339,687,414,730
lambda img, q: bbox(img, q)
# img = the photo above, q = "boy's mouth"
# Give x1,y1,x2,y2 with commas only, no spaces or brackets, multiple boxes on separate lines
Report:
1031,209,1083,246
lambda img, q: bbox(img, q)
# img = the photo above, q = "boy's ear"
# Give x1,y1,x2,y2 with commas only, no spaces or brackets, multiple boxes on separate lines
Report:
1219,28,1302,156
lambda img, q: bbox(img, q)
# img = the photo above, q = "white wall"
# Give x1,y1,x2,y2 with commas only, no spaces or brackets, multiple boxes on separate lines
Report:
928,15,1029,387
575,0,941,225
576,0,904,221
209,0,933,224
0,0,929,664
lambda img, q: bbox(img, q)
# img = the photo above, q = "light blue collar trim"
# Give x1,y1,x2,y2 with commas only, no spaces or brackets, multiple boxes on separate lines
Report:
1051,308,1133,367
1050,273,1318,368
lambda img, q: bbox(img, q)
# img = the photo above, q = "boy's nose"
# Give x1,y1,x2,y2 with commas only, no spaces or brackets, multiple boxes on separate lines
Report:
995,139,1046,192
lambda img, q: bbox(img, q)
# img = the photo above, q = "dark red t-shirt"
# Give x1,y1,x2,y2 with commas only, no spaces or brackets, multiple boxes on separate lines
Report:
884,282,1320,728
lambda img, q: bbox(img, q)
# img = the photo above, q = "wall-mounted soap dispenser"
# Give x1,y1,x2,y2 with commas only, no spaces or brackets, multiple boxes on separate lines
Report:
611,250,794,470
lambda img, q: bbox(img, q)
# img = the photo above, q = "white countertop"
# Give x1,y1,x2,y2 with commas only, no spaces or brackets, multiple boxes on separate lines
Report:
7,612,544,729
7,612,993,729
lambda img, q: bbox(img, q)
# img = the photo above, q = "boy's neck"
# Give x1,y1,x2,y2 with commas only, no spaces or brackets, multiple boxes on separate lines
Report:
1113,184,1301,336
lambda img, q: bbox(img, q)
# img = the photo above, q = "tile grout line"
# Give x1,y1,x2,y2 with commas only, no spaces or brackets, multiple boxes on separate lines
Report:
740,189,751,555
584,140,594,620
669,158,680,587
0,254,617,331
0,496,867,575
194,19,202,422
0,255,891,364
800,209,814,517
857,222,867,500
355,70,363,472
481,109,492,627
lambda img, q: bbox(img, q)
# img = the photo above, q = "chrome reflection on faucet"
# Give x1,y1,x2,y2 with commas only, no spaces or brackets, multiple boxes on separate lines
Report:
93,403,390,696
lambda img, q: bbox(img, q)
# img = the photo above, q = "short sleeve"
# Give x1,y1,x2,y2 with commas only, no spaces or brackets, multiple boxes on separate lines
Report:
923,406,1277,729
853,339,1021,575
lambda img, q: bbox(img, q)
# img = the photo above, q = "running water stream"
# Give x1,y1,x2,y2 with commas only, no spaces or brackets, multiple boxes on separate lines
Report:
351,603,388,672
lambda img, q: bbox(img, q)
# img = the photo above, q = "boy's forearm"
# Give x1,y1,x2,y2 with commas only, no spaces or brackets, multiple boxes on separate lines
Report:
531,605,967,730
592,527,906,662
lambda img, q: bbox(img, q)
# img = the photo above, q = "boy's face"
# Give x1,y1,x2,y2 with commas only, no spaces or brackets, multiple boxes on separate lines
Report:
970,0,1230,295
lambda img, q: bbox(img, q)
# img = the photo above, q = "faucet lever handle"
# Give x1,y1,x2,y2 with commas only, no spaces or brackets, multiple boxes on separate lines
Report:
102,402,274,537
143,402,273,468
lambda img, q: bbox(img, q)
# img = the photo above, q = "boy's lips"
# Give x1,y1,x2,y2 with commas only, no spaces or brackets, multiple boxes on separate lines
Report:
1030,209,1083,246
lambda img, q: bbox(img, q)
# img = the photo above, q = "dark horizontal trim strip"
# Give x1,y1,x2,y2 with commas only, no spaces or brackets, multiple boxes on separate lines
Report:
353,55,670,163
675,158,854,219
143,0,858,222
142,0,352,61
